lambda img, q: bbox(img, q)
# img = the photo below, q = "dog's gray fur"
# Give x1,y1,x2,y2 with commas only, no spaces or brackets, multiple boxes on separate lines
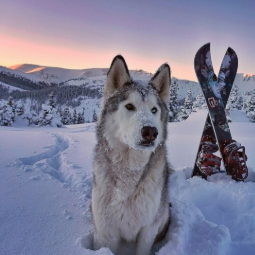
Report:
92,55,171,255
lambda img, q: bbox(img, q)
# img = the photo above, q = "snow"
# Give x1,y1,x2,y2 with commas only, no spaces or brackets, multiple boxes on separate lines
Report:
235,73,255,92
8,64,109,84
0,66,47,84
0,82,27,91
1,110,255,255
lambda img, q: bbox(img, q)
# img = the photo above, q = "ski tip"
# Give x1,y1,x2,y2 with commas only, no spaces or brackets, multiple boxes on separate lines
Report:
203,42,210,48
194,43,211,74
194,43,210,60
225,47,238,74
227,47,236,55
227,47,238,62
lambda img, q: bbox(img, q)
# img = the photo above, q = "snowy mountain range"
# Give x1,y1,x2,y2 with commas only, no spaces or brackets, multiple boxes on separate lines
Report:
1,64,254,98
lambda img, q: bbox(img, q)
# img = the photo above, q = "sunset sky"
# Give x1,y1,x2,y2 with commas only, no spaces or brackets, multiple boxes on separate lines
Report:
1,0,254,81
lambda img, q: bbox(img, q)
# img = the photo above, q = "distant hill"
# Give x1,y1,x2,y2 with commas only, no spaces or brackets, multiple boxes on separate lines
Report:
1,64,254,98
8,64,109,84
0,66,55,90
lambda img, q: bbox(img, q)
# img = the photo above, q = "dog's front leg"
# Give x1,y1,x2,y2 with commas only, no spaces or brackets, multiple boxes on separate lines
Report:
136,224,159,255
93,232,120,254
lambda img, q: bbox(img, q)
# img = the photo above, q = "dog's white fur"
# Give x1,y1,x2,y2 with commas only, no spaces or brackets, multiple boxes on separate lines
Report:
103,91,164,151
92,55,171,255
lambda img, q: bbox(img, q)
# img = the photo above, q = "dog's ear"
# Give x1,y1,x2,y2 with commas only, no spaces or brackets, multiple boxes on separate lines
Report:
150,64,171,104
104,55,131,100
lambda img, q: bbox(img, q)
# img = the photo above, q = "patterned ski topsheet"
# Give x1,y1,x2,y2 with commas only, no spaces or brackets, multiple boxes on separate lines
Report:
194,43,238,143
192,43,238,177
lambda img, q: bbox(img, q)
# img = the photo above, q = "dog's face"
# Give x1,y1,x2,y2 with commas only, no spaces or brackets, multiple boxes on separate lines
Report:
99,55,171,151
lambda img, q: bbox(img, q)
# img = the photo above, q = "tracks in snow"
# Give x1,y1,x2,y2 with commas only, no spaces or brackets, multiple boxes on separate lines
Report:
19,133,69,167
17,133,92,197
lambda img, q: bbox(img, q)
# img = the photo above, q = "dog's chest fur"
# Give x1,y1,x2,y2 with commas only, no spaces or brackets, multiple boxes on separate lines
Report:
93,145,165,241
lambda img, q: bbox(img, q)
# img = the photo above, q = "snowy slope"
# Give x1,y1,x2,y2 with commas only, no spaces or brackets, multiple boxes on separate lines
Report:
172,77,202,99
0,110,255,255
234,73,255,92
0,66,47,83
0,81,27,91
9,64,109,84
0,66,54,90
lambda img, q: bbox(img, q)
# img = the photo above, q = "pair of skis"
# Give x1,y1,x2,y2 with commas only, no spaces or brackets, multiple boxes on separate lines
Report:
192,43,248,181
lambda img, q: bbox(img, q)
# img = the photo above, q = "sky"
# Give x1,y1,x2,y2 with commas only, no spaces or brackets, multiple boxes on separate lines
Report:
0,0,254,81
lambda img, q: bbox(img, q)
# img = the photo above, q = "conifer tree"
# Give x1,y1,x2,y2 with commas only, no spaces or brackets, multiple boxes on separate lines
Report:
92,110,98,122
246,90,255,122
225,103,232,122
249,111,255,122
38,92,62,127
176,106,189,121
0,97,15,126
15,101,24,116
169,81,179,122
73,108,77,124
228,84,243,110
176,89,193,121
192,93,206,111
183,89,193,110
77,108,85,124
61,107,72,125
246,91,255,112
48,91,55,108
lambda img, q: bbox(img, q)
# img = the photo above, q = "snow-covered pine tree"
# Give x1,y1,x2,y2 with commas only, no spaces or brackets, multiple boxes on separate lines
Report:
8,96,13,107
169,81,179,122
228,83,243,110
61,107,72,125
0,105,12,126
77,112,83,124
92,110,98,122
225,103,232,122
246,90,255,112
249,111,255,122
192,93,206,111
26,110,40,126
9,97,15,123
81,108,85,123
38,92,62,127
73,108,77,124
176,106,189,121
228,84,238,109
15,101,24,116
246,90,255,122
176,89,193,121
236,95,243,110
48,91,55,108
39,105,51,126
242,91,250,112
183,89,193,110
0,97,15,126
225,85,244,122
77,108,85,124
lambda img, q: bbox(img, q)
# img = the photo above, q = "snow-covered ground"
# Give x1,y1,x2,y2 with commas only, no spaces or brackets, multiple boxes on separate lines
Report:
0,110,255,255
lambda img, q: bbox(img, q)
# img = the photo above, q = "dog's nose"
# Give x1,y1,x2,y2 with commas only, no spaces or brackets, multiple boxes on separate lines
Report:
141,126,158,142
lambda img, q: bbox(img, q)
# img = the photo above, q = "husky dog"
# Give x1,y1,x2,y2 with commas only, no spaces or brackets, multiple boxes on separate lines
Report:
92,55,171,255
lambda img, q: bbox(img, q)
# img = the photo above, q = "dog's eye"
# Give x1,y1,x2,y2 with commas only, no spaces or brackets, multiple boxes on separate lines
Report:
151,107,158,114
125,104,135,111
